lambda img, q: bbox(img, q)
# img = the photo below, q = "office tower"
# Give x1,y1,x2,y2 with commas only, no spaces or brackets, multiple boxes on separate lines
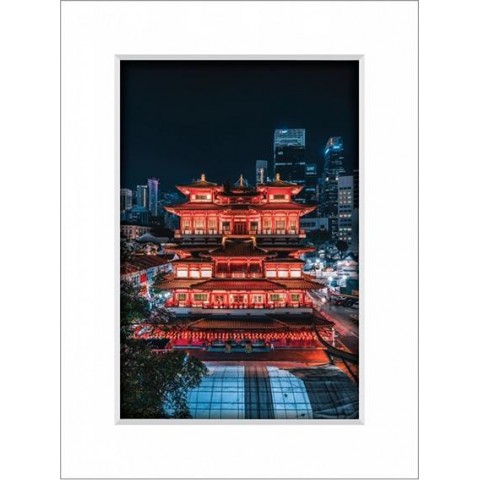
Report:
320,137,346,240
273,129,306,187
120,188,133,212
255,160,268,185
304,163,319,203
136,185,148,208
353,168,359,209
337,175,354,244
147,178,159,216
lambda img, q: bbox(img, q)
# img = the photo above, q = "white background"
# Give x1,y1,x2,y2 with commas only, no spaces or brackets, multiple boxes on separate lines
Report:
1,0,479,480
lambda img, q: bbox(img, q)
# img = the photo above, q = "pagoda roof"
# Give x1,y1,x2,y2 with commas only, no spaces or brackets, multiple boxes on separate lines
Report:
177,173,218,188
260,173,300,188
156,275,324,291
193,279,283,291
172,257,214,264
264,257,304,263
155,278,199,289
121,255,170,275
164,201,315,212
207,239,272,258
275,278,325,290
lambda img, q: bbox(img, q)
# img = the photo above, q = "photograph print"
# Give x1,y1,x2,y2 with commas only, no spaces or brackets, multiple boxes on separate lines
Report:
120,60,360,420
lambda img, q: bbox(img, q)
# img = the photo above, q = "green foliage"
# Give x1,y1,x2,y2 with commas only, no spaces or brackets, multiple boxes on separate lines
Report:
307,229,329,246
120,239,134,263
120,279,207,419
121,345,207,419
120,280,150,341
335,240,349,253
150,270,166,296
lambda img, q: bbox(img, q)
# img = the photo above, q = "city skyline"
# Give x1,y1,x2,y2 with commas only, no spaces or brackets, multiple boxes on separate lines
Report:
121,61,359,191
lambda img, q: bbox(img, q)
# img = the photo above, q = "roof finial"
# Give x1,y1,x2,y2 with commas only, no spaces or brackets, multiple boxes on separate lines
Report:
201,173,206,181
275,172,280,181
239,174,244,186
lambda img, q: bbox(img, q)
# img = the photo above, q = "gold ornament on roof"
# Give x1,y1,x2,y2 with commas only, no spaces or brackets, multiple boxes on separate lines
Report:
201,173,206,181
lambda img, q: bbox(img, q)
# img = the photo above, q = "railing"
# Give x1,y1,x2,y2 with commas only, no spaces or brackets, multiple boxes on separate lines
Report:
174,229,307,237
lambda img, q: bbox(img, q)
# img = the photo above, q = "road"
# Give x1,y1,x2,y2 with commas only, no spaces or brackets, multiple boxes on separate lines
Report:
309,291,359,354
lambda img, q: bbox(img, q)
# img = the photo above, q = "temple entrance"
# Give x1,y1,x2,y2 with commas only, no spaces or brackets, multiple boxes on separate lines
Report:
233,222,247,234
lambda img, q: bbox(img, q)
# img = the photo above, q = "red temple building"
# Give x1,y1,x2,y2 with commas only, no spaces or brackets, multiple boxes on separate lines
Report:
157,173,324,311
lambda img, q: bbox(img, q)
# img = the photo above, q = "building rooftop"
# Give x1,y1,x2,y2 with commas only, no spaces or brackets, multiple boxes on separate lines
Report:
186,364,359,419
207,239,271,258
121,255,170,275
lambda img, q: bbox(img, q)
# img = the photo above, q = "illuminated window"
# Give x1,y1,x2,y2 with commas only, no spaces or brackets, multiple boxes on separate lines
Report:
177,293,187,301
270,294,285,302
193,194,211,201
193,294,208,302
291,294,301,302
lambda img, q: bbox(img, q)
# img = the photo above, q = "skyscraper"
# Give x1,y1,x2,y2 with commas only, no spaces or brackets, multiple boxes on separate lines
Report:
120,188,133,212
320,137,346,240
255,160,268,185
273,129,306,187
147,178,159,216
304,163,319,203
337,175,354,244
136,185,148,208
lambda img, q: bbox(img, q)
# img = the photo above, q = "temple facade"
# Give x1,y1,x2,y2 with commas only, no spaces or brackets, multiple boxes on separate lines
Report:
157,173,323,310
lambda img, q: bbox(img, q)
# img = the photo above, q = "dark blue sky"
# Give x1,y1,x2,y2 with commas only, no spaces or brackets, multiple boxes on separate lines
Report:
121,60,359,191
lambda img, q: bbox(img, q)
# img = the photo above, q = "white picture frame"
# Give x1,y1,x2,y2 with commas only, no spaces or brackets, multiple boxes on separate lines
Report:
61,1,418,478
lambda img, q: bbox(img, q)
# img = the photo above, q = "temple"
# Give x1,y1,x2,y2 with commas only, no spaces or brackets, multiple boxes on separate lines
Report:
157,173,324,310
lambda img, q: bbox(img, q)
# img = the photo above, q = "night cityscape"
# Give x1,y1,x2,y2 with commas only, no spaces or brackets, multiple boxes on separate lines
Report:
120,61,360,420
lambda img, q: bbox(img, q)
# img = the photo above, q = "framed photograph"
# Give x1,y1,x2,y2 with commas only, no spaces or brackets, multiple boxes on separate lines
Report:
62,0,418,478
118,57,360,423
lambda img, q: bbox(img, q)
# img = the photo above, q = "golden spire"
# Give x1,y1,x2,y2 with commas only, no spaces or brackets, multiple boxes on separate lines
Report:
201,173,206,181
239,174,244,186
275,173,280,181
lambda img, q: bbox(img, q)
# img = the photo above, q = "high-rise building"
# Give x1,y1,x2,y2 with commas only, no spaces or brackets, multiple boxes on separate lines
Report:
120,188,133,212
147,178,159,216
337,175,354,244
136,185,148,208
353,168,359,209
304,163,319,203
255,160,268,185
273,129,306,187
320,137,346,240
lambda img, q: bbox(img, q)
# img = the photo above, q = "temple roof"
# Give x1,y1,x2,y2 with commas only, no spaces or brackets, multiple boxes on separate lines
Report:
264,257,304,263
274,278,325,289
164,202,315,212
260,173,300,188
177,173,218,188
207,239,272,258
192,279,284,291
156,276,324,291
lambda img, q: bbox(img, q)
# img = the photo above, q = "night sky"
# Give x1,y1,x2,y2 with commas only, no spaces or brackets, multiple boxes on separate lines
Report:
121,61,359,192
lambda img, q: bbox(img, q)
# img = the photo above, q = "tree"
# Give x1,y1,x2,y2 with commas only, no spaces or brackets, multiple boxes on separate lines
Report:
150,270,166,296
120,239,135,264
306,229,329,247
120,280,207,418
335,240,349,257
121,345,207,419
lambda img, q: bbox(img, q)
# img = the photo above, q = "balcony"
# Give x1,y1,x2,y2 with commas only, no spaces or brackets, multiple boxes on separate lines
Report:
174,228,306,239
